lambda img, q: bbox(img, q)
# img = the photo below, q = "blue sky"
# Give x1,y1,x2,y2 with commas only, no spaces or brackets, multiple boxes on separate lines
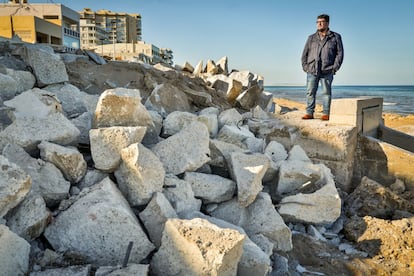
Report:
33,0,414,85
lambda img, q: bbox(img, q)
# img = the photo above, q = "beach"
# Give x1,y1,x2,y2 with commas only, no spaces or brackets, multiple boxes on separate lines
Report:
273,97,414,136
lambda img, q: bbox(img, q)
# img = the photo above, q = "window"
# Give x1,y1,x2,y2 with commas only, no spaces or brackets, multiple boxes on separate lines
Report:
44,15,59,20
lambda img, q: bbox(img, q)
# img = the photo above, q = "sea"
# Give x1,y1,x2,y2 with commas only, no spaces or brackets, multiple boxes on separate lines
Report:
265,85,414,115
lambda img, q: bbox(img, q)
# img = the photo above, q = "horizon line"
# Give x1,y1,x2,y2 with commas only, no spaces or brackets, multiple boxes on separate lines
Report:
265,84,414,87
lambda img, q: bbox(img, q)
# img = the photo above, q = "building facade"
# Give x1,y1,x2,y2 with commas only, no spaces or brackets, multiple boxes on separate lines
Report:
0,2,173,65
0,0,80,51
78,8,172,65
79,8,141,50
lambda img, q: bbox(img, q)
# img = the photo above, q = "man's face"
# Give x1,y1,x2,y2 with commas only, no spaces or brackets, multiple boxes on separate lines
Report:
316,19,329,32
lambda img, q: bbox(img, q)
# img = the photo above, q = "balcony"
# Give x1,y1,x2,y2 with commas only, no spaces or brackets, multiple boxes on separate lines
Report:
64,27,80,38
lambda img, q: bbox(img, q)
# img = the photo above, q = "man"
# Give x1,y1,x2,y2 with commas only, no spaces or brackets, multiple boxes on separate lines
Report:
301,14,344,120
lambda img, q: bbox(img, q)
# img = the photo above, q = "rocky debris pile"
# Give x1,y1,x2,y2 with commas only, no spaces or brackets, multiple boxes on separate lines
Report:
0,42,413,275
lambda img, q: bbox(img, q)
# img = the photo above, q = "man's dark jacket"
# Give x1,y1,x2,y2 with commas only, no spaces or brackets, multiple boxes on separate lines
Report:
301,30,344,75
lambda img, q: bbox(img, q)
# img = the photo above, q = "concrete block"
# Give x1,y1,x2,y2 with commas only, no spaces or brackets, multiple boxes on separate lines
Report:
330,97,383,135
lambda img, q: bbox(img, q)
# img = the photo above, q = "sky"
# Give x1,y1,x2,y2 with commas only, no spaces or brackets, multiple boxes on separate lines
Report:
30,0,414,86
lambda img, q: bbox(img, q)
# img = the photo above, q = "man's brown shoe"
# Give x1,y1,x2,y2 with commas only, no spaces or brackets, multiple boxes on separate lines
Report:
321,114,330,121
302,114,314,120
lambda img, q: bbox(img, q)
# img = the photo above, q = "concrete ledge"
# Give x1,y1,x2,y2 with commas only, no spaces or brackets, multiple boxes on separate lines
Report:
379,124,414,153
356,135,414,191
380,141,414,190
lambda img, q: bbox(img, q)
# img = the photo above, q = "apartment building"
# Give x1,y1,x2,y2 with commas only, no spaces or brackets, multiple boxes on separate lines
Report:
79,8,173,65
79,8,141,49
0,2,173,65
0,0,80,51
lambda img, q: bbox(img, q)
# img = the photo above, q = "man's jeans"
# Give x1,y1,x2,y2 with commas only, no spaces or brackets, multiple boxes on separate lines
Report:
305,73,334,115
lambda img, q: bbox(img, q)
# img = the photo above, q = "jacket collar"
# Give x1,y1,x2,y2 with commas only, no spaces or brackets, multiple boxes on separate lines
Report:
315,29,333,36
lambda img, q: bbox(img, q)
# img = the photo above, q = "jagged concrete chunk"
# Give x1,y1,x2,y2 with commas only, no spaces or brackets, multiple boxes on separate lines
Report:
0,224,31,275
198,111,219,138
182,61,194,73
142,110,163,145
139,192,178,247
152,121,210,175
0,73,17,101
6,194,50,241
44,177,155,266
184,172,236,204
228,152,269,207
207,75,242,105
210,193,292,252
0,155,31,218
162,111,197,136
193,60,203,76
208,139,246,168
151,218,245,276
287,144,311,162
41,83,89,118
38,141,87,183
236,85,263,110
249,233,274,257
115,143,165,206
216,56,229,75
205,59,218,74
77,169,108,191
90,126,147,172
265,141,288,165
278,164,342,225
21,44,68,87
243,193,292,251
228,70,254,89
0,113,80,153
218,108,243,129
0,68,35,100
180,210,272,276
263,141,288,182
4,88,62,120
163,175,202,214
277,161,323,194
244,136,265,153
2,143,70,206
71,111,92,145
93,88,153,128
145,83,192,117
217,125,255,149
251,105,271,120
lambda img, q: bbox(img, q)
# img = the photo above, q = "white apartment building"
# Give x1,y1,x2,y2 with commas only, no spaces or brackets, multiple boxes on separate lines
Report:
78,8,173,65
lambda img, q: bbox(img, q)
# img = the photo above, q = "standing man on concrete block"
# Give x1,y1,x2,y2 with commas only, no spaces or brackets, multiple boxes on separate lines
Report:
301,14,344,121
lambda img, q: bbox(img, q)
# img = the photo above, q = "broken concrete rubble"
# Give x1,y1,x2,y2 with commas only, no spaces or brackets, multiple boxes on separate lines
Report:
43,177,155,267
0,155,32,217
89,126,147,172
115,143,165,207
151,218,245,276
0,41,411,275
0,224,31,275
2,143,70,206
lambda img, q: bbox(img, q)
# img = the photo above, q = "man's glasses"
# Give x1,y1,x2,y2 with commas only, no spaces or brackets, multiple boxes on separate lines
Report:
316,20,327,24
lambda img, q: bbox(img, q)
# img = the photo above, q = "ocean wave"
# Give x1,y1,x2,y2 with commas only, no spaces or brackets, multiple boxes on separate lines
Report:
383,102,397,106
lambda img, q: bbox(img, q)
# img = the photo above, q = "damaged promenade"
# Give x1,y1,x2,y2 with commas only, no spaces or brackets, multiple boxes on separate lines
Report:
1,41,414,275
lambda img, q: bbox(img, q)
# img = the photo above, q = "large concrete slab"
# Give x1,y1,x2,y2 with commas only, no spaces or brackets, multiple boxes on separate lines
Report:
330,97,383,136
